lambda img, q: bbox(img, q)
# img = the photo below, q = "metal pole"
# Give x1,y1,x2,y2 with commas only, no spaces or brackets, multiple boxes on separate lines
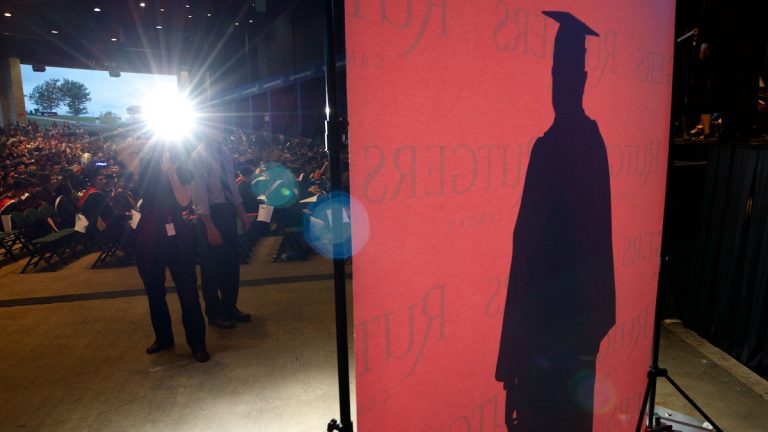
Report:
323,0,353,431
635,255,666,432
646,256,667,429
664,375,722,431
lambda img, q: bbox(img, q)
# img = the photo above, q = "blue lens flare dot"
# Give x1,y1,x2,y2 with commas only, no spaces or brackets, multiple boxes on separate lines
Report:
304,192,369,259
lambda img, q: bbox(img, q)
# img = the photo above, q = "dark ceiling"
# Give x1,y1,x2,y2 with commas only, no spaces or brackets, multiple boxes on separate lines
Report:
0,0,296,75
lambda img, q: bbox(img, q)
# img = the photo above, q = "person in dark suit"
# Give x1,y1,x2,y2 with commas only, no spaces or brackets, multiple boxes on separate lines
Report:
496,11,616,431
135,140,209,362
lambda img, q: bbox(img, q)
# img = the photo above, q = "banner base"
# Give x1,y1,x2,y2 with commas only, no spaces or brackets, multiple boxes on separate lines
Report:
645,406,714,432
327,418,353,432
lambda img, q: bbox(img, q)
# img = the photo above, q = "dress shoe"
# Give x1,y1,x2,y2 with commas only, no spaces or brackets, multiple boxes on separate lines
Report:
146,340,174,354
193,349,210,363
232,307,252,323
208,317,235,329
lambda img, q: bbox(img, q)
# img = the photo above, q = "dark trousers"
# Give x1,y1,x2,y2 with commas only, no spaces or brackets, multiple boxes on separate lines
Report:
504,354,596,431
135,221,206,351
197,203,240,320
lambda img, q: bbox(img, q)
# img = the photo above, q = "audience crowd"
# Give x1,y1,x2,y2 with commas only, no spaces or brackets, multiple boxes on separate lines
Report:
0,119,343,268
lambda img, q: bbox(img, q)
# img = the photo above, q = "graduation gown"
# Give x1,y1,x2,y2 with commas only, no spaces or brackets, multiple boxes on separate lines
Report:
496,111,616,383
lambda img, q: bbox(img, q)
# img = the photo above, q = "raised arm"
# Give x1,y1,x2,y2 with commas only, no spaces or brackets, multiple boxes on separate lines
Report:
161,152,192,207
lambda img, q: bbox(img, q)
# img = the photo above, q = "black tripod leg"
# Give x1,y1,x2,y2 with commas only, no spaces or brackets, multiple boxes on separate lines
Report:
635,374,655,432
663,375,723,431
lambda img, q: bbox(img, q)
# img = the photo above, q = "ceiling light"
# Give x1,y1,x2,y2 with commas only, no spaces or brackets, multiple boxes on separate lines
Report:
51,30,59,34
249,19,253,23
160,8,164,12
185,4,190,7
207,13,212,16
156,25,162,29
93,7,101,12
187,15,192,18
111,38,117,41
3,12,11,17
235,22,239,26
139,2,145,7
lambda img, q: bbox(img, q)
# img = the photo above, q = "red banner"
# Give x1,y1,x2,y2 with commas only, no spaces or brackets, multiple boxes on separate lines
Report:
346,1,675,430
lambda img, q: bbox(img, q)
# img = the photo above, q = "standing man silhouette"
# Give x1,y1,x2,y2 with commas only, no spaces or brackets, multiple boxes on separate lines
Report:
496,12,616,431
191,129,252,329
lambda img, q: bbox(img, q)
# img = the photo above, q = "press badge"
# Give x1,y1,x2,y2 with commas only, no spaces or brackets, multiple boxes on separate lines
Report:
165,222,176,237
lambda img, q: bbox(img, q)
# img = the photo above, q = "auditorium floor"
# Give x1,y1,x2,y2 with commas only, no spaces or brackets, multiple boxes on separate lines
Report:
0,239,766,431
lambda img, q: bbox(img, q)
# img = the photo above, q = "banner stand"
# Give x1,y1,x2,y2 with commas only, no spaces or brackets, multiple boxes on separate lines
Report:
323,0,354,431
635,260,721,432
635,141,721,432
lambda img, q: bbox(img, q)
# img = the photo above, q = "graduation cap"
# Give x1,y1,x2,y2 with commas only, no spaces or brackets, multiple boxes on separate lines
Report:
543,11,599,72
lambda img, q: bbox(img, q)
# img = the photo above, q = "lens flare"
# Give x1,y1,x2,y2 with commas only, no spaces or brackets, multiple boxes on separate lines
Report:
252,164,299,208
140,89,198,141
569,370,603,412
304,192,369,259
591,375,616,415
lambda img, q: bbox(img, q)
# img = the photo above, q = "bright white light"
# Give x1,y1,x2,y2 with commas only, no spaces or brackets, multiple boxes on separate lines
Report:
139,2,145,7
141,90,198,141
4,12,12,17
51,30,59,34
110,38,117,41
93,7,101,12
156,25,162,29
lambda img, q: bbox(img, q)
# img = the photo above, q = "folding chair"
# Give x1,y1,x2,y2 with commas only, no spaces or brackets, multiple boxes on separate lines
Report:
15,210,75,273
0,231,18,261
39,203,83,256
0,202,21,260
91,214,134,268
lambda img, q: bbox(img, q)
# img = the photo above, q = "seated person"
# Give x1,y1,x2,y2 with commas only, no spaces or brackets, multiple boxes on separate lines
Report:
78,172,112,245
53,182,78,229
236,165,260,214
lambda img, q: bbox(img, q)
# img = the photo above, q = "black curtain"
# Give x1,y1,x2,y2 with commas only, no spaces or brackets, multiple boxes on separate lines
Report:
668,143,768,378
737,151,768,374
709,149,757,346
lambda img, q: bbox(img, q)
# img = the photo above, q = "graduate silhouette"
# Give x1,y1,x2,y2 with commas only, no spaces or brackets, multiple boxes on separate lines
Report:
495,11,616,431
